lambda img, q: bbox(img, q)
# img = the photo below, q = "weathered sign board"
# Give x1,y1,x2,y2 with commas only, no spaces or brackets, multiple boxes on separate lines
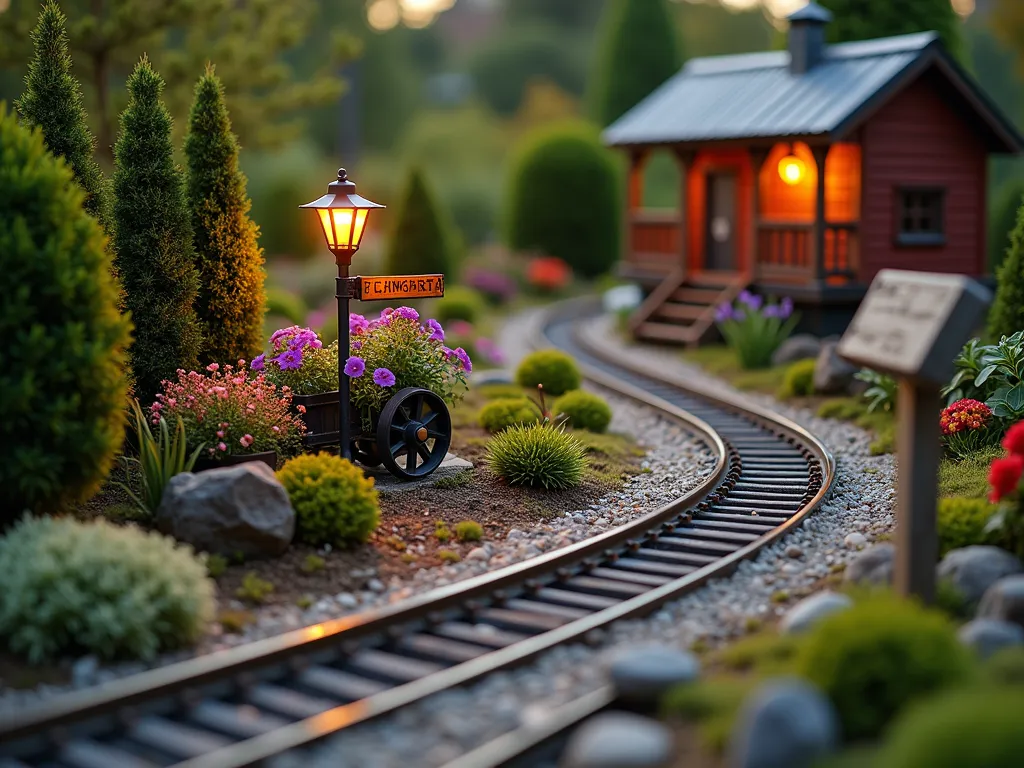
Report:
837,269,991,603
357,274,444,302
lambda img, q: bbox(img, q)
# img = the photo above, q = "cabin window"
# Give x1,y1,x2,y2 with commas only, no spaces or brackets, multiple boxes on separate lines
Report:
896,188,945,245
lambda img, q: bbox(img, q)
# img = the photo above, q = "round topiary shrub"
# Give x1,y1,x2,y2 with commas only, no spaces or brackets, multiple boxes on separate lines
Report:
434,286,485,325
877,688,1024,768
505,121,621,279
479,397,540,433
516,349,582,396
778,358,817,399
0,516,214,662
277,453,380,547
937,497,999,556
796,594,976,741
553,390,612,433
0,103,131,525
486,423,587,489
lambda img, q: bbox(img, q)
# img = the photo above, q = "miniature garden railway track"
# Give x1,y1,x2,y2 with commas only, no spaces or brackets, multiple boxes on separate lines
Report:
0,300,834,768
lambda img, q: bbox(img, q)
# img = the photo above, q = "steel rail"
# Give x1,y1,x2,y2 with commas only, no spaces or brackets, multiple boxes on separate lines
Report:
0,300,834,768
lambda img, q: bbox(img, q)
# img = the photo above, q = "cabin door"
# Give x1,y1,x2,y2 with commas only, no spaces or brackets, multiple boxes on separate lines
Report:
705,172,737,271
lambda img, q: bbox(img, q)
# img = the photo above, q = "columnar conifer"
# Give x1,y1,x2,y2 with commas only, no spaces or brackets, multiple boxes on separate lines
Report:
385,167,458,279
113,57,202,402
989,199,1024,341
185,66,266,365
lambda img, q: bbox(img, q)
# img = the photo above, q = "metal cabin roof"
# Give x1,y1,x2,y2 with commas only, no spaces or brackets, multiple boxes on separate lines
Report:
603,31,958,146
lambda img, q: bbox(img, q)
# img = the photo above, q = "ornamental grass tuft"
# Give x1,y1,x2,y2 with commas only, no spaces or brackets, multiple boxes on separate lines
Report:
277,454,380,547
486,423,587,490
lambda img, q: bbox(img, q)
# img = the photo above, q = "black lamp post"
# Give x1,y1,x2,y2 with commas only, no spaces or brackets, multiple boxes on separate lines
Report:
300,168,384,460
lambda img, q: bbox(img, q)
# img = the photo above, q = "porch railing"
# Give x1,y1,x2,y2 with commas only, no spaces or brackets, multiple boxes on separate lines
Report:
628,210,681,274
756,221,858,283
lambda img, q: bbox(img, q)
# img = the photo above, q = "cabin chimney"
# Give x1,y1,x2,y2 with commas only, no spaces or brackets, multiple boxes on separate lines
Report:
788,2,833,75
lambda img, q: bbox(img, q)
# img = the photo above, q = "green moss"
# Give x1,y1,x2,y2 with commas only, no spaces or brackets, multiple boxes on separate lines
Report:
937,497,999,555
300,554,325,574
236,572,274,605
816,397,896,455
454,520,484,542
206,554,228,578
682,345,789,394
439,549,461,563
714,632,802,675
939,449,1003,500
296,595,313,609
218,609,255,634
434,520,452,543
434,471,473,489
477,383,531,401
778,358,817,399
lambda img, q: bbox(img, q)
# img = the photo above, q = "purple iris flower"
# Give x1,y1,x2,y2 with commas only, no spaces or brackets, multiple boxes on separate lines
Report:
394,306,419,321
453,347,473,373
276,348,303,370
373,368,396,387
737,290,763,311
250,353,266,371
426,318,444,342
780,297,794,319
344,356,366,377
714,303,736,323
762,304,780,319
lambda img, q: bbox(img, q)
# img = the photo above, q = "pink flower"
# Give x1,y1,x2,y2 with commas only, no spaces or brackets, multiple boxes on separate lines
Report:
216,430,225,438
297,405,307,414
207,363,220,372
218,442,227,452
240,434,254,448
272,426,280,433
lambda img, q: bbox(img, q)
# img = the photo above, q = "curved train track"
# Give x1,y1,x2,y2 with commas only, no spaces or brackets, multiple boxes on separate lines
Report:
0,300,834,768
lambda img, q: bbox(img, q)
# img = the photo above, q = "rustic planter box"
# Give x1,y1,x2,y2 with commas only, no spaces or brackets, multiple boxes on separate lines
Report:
292,391,343,447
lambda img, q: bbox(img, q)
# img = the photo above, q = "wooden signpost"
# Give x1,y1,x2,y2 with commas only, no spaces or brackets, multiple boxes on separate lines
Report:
837,269,991,603
356,274,445,302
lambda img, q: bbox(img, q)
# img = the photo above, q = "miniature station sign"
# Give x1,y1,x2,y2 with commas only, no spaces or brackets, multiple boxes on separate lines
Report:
837,269,991,603
354,273,445,302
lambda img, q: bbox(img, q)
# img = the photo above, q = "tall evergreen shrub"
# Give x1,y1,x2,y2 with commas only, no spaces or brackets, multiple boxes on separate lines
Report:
113,58,202,402
16,0,111,232
990,181,1024,273
0,105,132,524
989,198,1024,340
817,0,963,60
385,166,458,279
185,66,266,365
504,122,620,279
590,0,681,127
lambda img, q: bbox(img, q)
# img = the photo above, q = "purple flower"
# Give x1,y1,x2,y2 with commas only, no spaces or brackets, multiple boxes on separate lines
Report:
349,313,369,335
289,329,320,350
250,353,266,371
762,304,781,319
476,338,504,365
352,340,363,350
426,318,445,342
453,347,473,373
714,303,736,323
441,346,454,359
737,290,763,311
344,356,366,377
276,348,303,370
394,306,419,321
780,296,794,319
270,325,300,350
373,367,396,387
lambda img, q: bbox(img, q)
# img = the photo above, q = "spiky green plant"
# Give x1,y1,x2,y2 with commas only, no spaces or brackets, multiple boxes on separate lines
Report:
486,423,587,490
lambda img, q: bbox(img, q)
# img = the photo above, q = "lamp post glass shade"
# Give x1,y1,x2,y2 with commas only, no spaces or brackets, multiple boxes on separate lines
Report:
778,155,806,186
301,168,384,261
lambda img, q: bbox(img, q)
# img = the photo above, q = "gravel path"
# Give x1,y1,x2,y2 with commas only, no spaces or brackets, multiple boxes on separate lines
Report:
278,312,897,768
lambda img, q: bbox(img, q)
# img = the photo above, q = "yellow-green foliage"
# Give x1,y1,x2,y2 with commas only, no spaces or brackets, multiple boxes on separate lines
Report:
236,572,274,604
937,497,999,556
434,286,485,324
277,454,380,547
939,449,1004,500
1,104,131,521
778,358,817,399
455,520,484,542
816,398,895,455
439,549,461,563
796,594,975,741
983,646,1024,686
515,349,581,396
553,390,612,433
486,423,587,489
435,520,452,542
478,397,540,433
301,553,325,573
877,689,1024,768
0,516,214,662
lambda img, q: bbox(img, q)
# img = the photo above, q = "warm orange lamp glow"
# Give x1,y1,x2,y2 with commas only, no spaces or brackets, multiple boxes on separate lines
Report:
301,168,384,265
778,155,806,186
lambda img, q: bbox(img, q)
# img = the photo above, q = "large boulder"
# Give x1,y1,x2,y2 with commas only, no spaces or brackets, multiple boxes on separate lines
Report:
561,712,673,768
610,646,700,708
812,341,859,396
958,618,1024,659
844,543,895,586
772,335,822,367
780,592,853,635
937,546,1023,607
157,462,294,558
978,574,1024,630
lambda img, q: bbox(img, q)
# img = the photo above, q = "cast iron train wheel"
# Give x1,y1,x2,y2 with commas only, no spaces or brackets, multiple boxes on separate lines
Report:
376,387,452,480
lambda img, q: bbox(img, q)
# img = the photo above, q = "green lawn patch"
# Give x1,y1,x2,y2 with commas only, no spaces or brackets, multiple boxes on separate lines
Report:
938,447,1001,500
817,397,895,455
682,345,789,395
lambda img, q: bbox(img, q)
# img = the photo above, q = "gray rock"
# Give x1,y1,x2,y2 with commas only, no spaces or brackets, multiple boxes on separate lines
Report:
335,593,359,610
938,546,1023,606
466,547,489,562
366,578,386,593
71,655,100,688
561,712,673,768
843,532,867,550
610,646,700,707
812,342,859,396
728,679,840,768
785,545,804,559
156,463,294,558
780,592,853,635
844,543,894,586
958,619,1024,659
978,574,1024,629
772,335,822,367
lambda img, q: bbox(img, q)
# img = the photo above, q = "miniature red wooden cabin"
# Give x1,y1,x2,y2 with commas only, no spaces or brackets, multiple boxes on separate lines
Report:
606,1,1023,344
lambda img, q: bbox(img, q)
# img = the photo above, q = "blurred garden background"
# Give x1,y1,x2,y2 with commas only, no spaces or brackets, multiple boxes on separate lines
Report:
1,0,1022,344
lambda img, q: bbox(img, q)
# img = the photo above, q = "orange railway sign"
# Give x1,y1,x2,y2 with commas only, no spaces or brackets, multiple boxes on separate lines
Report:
357,274,445,302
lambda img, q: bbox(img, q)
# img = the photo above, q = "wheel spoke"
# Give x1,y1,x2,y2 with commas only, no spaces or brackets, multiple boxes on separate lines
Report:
420,411,438,426
405,442,416,471
413,394,425,420
417,443,432,462
390,440,406,456
426,429,445,439
391,423,405,432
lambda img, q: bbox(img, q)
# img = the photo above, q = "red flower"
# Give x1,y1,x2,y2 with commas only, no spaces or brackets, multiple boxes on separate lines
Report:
989,454,1024,503
527,256,572,292
1002,422,1024,456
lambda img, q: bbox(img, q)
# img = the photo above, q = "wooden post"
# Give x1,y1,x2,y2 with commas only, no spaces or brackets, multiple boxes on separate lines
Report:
749,148,769,280
626,149,649,271
674,149,694,276
811,145,829,281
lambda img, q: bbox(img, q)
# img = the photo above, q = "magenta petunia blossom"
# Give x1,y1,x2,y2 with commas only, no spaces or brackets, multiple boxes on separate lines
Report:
276,348,303,370
426,318,444,341
250,353,266,371
453,347,472,373
394,306,419,321
349,313,369,334
344,356,366,377
373,367,396,387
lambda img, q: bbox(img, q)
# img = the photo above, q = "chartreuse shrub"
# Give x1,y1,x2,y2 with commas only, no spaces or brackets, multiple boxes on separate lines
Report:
454,520,484,542
777,358,817,399
553,390,612,433
505,122,620,278
486,423,587,490
796,594,975,741
876,688,1024,768
277,454,380,547
385,166,459,279
937,497,999,556
479,397,540,433
0,516,214,662
434,285,485,324
185,66,266,365
114,57,202,403
0,104,131,522
516,349,581,396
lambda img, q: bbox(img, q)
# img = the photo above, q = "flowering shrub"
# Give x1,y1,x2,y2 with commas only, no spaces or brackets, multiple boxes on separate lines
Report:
277,454,380,547
344,307,470,426
445,319,505,369
152,362,304,461
465,267,518,305
986,422,1024,557
715,291,798,370
941,399,1000,459
526,256,572,294
254,325,339,396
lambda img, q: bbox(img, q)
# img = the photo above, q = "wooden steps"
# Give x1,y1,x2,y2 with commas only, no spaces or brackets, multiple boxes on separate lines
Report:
628,271,747,347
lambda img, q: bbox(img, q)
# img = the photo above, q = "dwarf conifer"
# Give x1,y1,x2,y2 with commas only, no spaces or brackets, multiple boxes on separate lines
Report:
385,167,458,278
989,198,1024,341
